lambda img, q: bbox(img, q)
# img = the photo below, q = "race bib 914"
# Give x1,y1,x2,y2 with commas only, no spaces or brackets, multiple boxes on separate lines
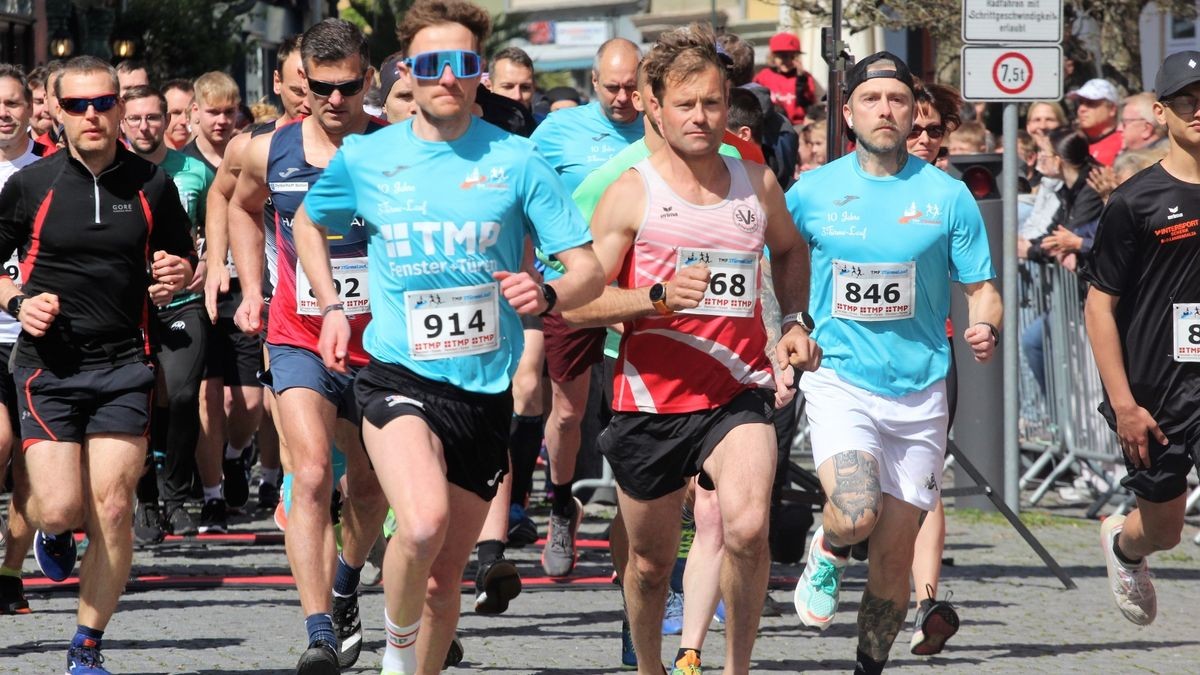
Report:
405,282,500,360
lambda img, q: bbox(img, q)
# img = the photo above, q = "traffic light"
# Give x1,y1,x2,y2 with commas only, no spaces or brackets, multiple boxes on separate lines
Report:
945,152,1002,200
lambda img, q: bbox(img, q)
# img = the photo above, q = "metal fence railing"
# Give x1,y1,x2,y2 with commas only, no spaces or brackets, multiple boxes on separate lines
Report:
1016,261,1128,512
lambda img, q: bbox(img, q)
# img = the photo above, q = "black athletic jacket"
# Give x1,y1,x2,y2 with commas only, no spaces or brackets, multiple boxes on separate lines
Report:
0,145,195,371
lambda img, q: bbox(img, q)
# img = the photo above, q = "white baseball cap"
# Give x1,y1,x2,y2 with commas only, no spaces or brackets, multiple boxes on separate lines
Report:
1067,78,1119,104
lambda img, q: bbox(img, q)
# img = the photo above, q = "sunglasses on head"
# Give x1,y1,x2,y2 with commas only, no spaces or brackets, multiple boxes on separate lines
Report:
404,50,482,81
306,76,366,98
60,95,119,115
908,123,946,140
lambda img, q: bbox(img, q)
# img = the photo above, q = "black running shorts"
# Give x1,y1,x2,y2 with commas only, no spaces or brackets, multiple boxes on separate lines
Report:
15,361,155,448
356,360,513,501
598,387,775,501
1120,423,1200,503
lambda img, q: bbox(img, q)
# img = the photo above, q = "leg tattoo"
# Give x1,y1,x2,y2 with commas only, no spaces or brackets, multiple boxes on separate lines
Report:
829,452,881,538
857,586,906,661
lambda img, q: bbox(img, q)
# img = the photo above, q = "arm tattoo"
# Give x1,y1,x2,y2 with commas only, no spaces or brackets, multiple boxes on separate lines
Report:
857,586,907,661
759,255,782,361
829,452,881,538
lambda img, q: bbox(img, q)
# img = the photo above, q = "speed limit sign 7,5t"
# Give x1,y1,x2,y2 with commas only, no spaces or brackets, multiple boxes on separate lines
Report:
961,45,1062,102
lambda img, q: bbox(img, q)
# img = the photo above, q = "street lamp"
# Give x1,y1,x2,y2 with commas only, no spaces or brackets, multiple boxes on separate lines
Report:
111,37,137,59
49,27,74,59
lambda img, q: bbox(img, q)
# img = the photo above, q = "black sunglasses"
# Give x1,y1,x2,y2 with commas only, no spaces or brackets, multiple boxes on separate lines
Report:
60,94,119,115
908,123,946,140
306,76,365,98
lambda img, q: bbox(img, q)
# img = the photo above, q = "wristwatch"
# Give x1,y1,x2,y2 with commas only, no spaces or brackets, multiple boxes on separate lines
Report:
6,295,23,318
649,283,672,316
976,321,1000,345
781,311,815,332
538,283,558,316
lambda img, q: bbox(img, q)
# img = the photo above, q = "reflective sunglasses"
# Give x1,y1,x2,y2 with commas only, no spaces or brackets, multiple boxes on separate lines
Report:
60,94,119,115
908,123,946,140
404,50,482,80
306,76,366,98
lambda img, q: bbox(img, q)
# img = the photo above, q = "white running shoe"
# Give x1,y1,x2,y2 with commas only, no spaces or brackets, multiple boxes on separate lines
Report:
1101,514,1156,625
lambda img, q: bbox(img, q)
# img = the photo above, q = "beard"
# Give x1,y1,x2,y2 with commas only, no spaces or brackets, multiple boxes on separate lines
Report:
856,129,906,157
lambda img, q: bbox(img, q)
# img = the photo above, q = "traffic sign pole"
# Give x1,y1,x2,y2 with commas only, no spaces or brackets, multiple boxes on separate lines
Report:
1002,102,1019,512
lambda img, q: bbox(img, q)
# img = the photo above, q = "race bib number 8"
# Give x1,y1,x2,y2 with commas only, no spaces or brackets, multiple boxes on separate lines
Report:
675,247,758,318
832,260,915,321
1173,304,1200,362
297,257,369,316
405,282,500,360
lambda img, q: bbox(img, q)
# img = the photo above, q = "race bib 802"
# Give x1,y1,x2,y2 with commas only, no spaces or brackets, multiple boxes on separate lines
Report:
296,257,369,316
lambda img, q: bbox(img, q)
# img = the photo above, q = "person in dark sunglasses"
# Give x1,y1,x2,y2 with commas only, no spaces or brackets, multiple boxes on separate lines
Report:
0,56,195,675
293,2,603,674
225,18,388,675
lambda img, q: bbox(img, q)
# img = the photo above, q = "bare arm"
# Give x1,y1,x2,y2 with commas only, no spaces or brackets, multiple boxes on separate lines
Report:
227,133,271,303
1084,286,1167,467
561,170,708,327
204,131,254,321
543,244,604,313
961,280,1003,363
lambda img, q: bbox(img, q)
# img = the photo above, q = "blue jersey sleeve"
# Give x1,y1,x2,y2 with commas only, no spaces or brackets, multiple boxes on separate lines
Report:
785,179,812,241
304,143,358,235
530,118,565,175
947,183,995,284
520,149,591,256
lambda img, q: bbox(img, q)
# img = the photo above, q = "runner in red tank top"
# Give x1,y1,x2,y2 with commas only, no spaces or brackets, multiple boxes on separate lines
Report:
562,25,821,674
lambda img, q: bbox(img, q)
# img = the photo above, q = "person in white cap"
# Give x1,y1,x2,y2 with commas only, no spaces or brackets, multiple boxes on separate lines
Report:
1068,77,1122,166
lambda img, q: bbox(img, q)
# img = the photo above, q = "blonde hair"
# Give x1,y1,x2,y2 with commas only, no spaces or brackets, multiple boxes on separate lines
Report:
192,71,240,108
250,98,280,125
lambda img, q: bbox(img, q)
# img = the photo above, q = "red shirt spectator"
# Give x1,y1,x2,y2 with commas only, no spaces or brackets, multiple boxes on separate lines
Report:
1067,78,1122,166
752,32,817,125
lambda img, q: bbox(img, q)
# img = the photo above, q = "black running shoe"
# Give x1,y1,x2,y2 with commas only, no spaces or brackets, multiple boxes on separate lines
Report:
0,575,30,614
222,454,250,510
295,639,339,675
257,478,280,511
133,501,165,546
506,504,538,548
198,498,227,534
165,504,198,536
443,633,464,669
332,593,363,669
910,590,960,656
474,556,522,615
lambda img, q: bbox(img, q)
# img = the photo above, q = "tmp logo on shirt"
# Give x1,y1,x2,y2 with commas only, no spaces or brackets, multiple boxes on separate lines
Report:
379,221,501,258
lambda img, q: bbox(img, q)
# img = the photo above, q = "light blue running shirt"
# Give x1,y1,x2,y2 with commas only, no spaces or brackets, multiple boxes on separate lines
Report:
786,153,995,397
304,117,592,394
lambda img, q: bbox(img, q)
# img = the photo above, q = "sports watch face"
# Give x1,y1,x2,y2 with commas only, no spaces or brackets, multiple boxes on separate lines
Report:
649,283,667,303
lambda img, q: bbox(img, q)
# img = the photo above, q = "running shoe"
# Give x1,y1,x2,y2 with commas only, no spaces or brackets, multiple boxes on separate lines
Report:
671,648,702,675
133,501,165,546
295,638,339,675
0,575,30,614
66,638,108,674
222,453,250,510
165,504,198,537
620,615,637,669
1101,514,1156,625
541,496,583,578
198,498,228,534
33,530,76,582
662,589,684,635
257,478,280,511
444,633,464,668
332,593,364,669
507,504,538,548
474,556,522,615
793,526,848,630
361,535,386,588
909,586,960,655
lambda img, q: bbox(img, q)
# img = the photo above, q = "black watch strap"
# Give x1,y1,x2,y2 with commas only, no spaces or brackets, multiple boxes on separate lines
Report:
538,283,558,316
6,295,23,318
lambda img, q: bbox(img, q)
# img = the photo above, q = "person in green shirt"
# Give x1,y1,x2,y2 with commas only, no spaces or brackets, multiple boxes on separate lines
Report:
122,84,214,542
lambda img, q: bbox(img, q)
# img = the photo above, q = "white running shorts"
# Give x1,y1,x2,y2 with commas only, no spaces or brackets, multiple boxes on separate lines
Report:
800,366,948,511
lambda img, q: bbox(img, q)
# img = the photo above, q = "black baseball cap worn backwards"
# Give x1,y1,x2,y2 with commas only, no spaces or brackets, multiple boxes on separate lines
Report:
844,51,915,98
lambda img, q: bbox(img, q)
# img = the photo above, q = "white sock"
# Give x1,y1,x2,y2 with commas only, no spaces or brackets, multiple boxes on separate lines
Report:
224,442,247,460
382,612,419,674
203,484,224,502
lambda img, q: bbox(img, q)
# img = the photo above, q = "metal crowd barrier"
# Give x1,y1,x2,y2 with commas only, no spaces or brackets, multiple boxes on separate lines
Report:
1015,260,1126,511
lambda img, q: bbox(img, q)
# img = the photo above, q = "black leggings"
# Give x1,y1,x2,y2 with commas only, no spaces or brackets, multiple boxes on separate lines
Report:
139,301,208,507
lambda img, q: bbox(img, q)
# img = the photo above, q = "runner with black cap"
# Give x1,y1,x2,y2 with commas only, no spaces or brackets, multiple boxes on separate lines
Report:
785,51,1001,674
1085,49,1200,627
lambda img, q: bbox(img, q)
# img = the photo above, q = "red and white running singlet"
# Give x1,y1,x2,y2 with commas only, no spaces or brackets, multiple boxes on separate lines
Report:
612,155,774,414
